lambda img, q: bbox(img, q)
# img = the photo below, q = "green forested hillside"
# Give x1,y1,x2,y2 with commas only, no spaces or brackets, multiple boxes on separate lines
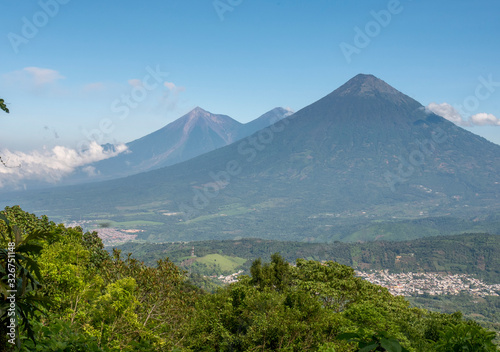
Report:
116,233,500,283
1,206,499,351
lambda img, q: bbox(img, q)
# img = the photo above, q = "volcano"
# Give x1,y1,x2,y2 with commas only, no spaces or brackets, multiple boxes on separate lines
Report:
65,106,292,183
4,74,500,242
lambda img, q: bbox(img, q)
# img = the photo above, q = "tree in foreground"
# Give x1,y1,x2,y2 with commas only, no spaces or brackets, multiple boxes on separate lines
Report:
0,207,58,349
1,207,498,351
432,322,498,352
1,206,199,351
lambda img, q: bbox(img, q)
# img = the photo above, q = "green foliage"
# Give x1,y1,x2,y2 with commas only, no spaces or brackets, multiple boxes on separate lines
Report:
433,322,498,352
90,277,140,349
185,283,332,351
1,97,9,167
250,253,292,291
82,230,109,271
119,235,500,341
183,254,499,351
0,207,498,351
19,320,102,351
317,342,337,352
0,99,8,114
0,207,58,348
337,331,410,352
0,207,200,351
116,233,500,284
409,294,500,342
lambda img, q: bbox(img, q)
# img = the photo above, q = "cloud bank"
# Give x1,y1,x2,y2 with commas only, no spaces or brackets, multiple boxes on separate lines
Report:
426,102,500,127
0,142,127,188
470,113,500,126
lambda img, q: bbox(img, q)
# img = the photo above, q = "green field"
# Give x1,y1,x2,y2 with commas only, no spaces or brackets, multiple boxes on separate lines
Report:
195,254,247,272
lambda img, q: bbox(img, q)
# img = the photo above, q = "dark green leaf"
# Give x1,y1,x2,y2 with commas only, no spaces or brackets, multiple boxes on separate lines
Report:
359,342,379,352
380,338,402,352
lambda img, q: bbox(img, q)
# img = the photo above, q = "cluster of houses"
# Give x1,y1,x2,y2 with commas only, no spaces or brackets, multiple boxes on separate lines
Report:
65,220,139,245
356,270,500,297
211,270,245,284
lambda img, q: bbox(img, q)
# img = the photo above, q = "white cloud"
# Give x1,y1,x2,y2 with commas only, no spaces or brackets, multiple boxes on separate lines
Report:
425,102,499,127
23,67,65,86
425,103,467,125
2,67,66,96
0,142,127,188
470,113,500,126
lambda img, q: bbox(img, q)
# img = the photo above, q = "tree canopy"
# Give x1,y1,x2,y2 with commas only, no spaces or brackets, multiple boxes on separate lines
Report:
0,206,498,351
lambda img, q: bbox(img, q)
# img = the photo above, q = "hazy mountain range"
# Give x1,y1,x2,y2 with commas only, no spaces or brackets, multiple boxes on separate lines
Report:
67,106,293,183
3,74,500,243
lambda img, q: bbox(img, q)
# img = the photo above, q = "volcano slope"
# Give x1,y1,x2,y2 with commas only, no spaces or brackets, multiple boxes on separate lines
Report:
4,74,500,242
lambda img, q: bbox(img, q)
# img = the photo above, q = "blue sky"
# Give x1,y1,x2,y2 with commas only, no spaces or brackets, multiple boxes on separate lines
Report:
1,0,499,155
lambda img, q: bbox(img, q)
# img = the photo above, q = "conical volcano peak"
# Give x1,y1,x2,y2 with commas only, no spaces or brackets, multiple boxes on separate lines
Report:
334,74,403,97
187,106,210,117
183,107,225,124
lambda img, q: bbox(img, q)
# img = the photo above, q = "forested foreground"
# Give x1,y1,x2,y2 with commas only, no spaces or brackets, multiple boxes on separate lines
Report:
0,206,498,351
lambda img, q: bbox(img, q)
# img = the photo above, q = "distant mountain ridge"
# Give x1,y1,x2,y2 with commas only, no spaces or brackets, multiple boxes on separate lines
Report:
67,106,293,183
3,74,500,243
